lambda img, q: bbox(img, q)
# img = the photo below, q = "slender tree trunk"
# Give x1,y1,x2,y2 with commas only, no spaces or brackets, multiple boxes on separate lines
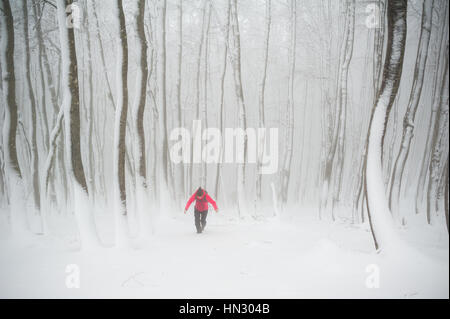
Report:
214,0,231,200
134,0,148,189
279,0,296,206
229,0,248,217
114,0,129,215
427,46,449,224
82,1,96,200
388,0,434,220
256,0,271,205
1,0,28,236
175,0,185,199
331,0,355,215
21,0,40,211
201,1,211,188
415,2,449,215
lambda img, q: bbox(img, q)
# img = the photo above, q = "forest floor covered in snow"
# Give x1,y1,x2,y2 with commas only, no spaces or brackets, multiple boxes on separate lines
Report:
0,208,448,298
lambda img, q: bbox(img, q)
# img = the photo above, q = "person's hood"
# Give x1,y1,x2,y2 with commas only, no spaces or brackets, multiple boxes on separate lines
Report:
196,190,205,200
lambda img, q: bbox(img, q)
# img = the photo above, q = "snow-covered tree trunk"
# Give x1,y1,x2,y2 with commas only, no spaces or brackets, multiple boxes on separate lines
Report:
388,0,434,220
175,0,185,199
82,1,96,200
364,0,407,251
256,0,271,205
427,48,449,225
157,0,172,202
0,0,28,237
320,0,352,219
190,0,207,191
415,2,448,215
230,0,248,217
331,0,355,215
133,0,151,240
444,158,449,232
56,0,100,248
280,0,296,206
113,0,130,247
202,1,212,189
21,0,40,212
214,0,231,200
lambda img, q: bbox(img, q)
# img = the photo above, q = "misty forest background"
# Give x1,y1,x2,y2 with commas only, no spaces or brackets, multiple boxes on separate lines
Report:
0,0,448,249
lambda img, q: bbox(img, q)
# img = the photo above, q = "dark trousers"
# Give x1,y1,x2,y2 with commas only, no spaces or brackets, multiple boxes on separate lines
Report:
194,209,208,232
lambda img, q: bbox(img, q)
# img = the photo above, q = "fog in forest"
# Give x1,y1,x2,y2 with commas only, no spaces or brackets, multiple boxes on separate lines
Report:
0,0,448,299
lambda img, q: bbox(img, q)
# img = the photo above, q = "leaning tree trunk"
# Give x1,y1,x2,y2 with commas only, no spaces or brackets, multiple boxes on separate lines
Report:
0,0,28,237
56,0,100,248
415,2,449,215
388,0,434,221
427,47,449,225
364,0,407,251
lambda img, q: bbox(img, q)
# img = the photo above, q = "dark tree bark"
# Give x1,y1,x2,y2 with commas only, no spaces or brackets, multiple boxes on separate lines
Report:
364,0,407,250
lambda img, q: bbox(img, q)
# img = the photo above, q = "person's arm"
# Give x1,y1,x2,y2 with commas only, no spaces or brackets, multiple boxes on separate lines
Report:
184,193,196,213
206,194,218,211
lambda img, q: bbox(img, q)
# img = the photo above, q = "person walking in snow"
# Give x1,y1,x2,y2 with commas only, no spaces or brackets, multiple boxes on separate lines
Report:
184,187,218,233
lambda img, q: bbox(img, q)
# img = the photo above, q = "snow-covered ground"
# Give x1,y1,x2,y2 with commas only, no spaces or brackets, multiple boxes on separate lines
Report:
0,208,448,298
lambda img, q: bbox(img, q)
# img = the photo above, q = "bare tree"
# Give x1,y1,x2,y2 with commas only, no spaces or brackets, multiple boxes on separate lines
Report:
280,0,297,206
229,0,248,217
388,0,434,220
56,0,99,247
364,0,407,250
0,0,28,236
256,0,271,205
21,0,40,211
415,1,449,215
427,45,449,224
134,0,149,190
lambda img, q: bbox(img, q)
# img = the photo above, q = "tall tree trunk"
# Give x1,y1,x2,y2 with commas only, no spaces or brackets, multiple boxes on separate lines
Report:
331,0,355,215
1,0,28,236
214,0,231,201
280,0,296,206
112,0,130,247
364,0,407,251
57,0,99,247
229,0,248,217
415,2,449,215
134,0,148,189
82,1,96,200
256,0,271,205
201,1,211,188
175,0,185,199
21,0,40,211
158,0,171,198
427,46,449,224
388,0,434,220
190,0,208,191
